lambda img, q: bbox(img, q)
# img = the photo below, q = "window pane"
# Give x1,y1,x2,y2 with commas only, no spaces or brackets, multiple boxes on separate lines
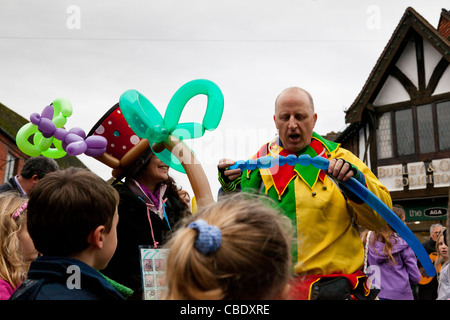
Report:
417,104,435,153
377,112,393,159
395,108,414,155
4,153,17,183
437,100,450,150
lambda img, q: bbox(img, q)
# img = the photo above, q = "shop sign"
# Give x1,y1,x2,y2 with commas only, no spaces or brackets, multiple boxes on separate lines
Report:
405,206,447,221
377,158,450,191
423,207,447,218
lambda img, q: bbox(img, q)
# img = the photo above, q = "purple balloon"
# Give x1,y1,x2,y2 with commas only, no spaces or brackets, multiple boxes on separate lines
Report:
30,113,41,125
26,103,111,158
53,128,67,141
39,118,56,138
85,147,107,157
85,135,107,149
26,103,110,158
66,141,87,156
65,132,84,144
68,127,86,139
41,105,54,120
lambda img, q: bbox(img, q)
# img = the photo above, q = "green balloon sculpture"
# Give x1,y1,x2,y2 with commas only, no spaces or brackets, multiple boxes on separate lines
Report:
16,98,73,158
119,79,224,208
119,79,224,174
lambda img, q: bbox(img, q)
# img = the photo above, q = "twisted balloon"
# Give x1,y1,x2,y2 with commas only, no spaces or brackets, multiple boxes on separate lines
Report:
119,79,224,208
230,153,436,278
16,98,107,158
119,79,224,173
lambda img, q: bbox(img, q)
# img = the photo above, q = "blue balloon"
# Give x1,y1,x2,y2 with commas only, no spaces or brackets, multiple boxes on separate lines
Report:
298,154,312,166
227,153,436,278
257,156,275,169
340,177,436,278
285,154,298,166
246,158,257,171
311,156,330,171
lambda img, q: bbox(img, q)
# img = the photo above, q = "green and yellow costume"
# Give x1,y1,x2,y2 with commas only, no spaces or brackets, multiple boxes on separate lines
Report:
221,132,391,277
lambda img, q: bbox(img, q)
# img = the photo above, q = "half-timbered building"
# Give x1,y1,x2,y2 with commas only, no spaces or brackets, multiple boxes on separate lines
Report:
337,7,450,237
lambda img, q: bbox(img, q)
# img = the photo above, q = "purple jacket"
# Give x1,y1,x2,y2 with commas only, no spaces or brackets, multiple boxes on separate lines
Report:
367,234,421,300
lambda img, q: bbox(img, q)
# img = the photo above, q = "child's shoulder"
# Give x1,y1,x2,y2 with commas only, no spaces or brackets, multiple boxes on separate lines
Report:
11,257,124,300
0,278,15,300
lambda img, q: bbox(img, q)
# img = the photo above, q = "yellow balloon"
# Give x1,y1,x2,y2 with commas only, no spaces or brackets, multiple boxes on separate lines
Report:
191,196,197,214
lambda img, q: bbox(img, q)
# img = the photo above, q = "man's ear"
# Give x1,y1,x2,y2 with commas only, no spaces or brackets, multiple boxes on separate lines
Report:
31,174,40,184
88,226,105,250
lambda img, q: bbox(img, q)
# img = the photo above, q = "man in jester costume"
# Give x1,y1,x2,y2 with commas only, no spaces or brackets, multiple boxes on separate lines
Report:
218,87,392,300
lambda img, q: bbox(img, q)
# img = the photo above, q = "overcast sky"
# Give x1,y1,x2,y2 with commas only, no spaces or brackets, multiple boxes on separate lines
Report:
0,0,448,201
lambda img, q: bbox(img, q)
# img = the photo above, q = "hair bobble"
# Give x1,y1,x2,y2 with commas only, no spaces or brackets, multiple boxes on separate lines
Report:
188,219,222,255
13,202,28,220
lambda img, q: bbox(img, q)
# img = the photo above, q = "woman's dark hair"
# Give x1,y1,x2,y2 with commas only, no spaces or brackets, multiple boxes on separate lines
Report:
131,155,189,215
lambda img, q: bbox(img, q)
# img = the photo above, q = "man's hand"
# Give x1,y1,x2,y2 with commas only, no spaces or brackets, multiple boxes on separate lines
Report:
327,158,356,181
218,158,242,182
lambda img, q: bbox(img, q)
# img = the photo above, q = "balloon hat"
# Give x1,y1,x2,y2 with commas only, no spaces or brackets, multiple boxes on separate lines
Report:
89,79,224,208
87,102,153,180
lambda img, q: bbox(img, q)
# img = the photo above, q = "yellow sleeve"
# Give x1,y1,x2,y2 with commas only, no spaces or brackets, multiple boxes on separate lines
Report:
334,147,391,230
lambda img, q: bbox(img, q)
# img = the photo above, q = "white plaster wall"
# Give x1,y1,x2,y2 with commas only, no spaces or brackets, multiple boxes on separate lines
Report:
372,75,410,106
423,39,443,86
396,40,418,88
433,64,450,95
372,39,449,106
358,124,371,169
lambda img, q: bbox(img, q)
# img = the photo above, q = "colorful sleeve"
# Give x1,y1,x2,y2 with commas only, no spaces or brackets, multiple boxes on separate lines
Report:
335,148,392,230
218,166,242,193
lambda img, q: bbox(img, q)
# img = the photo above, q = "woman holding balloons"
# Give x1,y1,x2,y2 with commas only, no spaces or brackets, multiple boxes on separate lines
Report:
88,103,190,300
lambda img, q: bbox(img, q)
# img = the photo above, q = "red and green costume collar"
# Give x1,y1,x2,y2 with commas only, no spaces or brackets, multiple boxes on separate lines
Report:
247,132,340,197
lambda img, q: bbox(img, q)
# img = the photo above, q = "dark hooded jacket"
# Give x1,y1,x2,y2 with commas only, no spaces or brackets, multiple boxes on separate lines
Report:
9,256,124,300
101,180,187,300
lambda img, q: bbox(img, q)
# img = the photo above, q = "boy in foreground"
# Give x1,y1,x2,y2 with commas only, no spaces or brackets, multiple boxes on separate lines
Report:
10,168,123,300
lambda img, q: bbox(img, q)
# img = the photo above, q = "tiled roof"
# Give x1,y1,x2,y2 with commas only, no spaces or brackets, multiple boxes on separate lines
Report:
0,103,28,141
438,9,450,40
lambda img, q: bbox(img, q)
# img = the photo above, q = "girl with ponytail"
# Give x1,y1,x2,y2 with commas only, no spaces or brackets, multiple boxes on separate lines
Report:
164,193,294,300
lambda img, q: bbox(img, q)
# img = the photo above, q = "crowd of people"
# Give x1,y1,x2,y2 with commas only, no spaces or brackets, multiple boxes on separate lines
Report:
0,87,448,301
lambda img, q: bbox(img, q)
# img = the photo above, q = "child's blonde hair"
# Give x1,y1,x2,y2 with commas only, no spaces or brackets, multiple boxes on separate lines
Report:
0,192,29,288
164,193,294,300
371,204,406,265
